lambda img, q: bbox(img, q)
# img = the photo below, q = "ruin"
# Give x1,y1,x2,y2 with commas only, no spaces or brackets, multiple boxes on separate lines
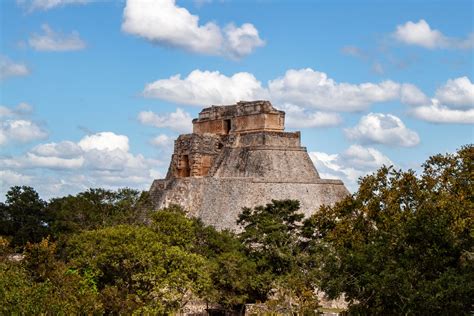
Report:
149,100,349,230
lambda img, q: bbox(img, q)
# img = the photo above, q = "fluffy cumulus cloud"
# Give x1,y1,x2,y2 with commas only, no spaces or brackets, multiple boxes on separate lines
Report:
393,19,474,49
121,0,264,58
78,132,129,151
31,140,82,158
150,134,175,154
280,104,342,128
0,55,30,81
310,145,393,192
29,24,86,52
0,131,163,199
141,68,474,126
143,70,267,106
0,103,47,146
0,170,33,190
161,70,472,125
16,0,89,11
434,77,474,109
341,145,393,170
24,152,85,169
268,69,401,111
400,83,431,106
0,120,48,145
223,23,265,58
345,113,420,147
137,108,193,133
406,77,474,124
143,68,430,113
410,100,474,124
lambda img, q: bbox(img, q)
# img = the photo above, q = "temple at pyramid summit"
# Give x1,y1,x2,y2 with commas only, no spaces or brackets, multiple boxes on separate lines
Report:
149,100,349,230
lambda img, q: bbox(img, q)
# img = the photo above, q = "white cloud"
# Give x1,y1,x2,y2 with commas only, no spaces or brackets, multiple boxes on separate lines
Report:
345,113,420,147
310,145,393,192
0,107,13,118
138,108,193,133
0,119,48,145
434,77,474,109
342,145,393,170
143,70,267,106
410,100,474,124
121,0,264,58
0,170,33,189
0,131,164,199
223,23,265,58
394,19,446,49
16,0,89,11
0,103,47,146
7,120,48,143
400,83,430,106
142,68,413,112
405,77,474,124
143,69,473,125
78,131,129,151
31,141,82,158
82,148,140,171
279,104,342,128
268,68,400,111
150,134,175,151
0,133,6,146
29,24,86,52
24,153,85,169
393,19,474,49
9,134,154,172
0,56,30,81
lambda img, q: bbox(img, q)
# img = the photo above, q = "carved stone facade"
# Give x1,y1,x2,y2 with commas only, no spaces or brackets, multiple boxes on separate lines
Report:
149,100,349,230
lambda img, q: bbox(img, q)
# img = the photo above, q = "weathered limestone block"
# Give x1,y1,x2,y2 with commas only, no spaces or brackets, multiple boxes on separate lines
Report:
149,101,349,231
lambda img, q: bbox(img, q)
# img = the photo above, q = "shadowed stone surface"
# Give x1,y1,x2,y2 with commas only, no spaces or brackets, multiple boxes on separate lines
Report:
149,100,349,230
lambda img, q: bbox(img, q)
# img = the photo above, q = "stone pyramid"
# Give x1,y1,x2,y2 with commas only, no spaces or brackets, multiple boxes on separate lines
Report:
149,100,349,230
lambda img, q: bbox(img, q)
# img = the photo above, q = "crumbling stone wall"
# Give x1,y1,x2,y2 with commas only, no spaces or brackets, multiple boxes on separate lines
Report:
192,100,285,135
167,134,222,178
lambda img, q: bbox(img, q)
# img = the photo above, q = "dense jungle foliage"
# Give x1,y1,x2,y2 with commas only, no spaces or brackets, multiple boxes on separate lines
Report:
1,145,472,314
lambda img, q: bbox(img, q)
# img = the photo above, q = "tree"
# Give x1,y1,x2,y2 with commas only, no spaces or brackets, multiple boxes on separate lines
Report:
47,187,151,238
0,186,49,248
237,200,319,311
304,145,474,314
65,224,212,314
238,199,304,276
0,238,102,315
193,222,259,310
149,204,198,250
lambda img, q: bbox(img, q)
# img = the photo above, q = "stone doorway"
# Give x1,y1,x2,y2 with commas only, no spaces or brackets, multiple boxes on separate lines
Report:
178,155,190,177
223,119,231,134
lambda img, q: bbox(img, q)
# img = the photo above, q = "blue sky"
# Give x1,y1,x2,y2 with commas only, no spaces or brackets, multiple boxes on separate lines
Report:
1,0,473,199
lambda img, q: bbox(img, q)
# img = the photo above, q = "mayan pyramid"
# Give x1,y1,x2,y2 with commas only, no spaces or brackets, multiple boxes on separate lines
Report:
149,100,349,230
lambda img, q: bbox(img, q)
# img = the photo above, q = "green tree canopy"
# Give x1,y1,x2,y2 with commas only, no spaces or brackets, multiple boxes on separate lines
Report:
303,145,474,314
237,199,319,311
0,238,102,315
0,186,48,248
65,224,212,314
47,188,151,238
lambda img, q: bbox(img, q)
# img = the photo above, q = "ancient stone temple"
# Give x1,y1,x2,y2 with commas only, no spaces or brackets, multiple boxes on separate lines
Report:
149,101,349,230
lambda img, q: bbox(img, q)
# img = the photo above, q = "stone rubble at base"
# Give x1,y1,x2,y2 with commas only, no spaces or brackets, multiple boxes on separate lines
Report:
149,100,349,231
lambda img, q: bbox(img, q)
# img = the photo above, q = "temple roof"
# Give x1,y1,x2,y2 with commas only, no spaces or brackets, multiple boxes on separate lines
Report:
194,100,283,122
